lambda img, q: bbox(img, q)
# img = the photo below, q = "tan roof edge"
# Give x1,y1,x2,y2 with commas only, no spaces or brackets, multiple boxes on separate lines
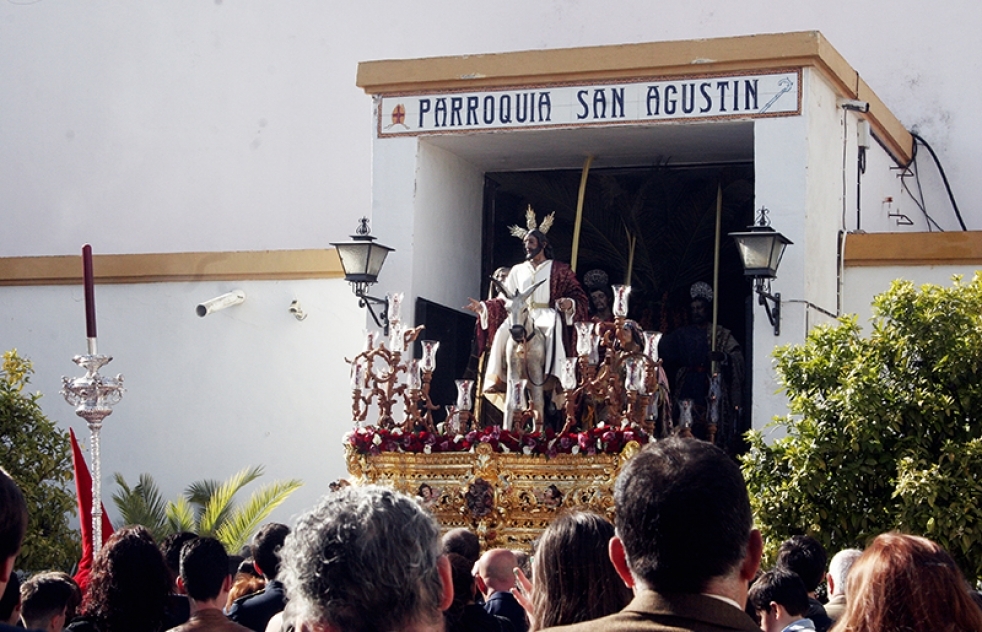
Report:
357,30,912,164
844,231,982,267
0,249,344,286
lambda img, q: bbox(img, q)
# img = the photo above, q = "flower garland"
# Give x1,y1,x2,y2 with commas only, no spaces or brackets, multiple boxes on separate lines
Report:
346,424,648,457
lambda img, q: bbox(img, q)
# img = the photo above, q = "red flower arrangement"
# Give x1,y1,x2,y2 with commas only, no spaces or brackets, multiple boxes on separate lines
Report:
345,424,648,457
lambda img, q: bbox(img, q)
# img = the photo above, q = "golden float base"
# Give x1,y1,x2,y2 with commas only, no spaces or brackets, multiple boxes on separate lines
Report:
345,440,641,551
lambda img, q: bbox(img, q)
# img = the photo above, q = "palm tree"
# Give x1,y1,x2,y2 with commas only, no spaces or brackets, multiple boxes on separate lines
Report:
112,466,302,552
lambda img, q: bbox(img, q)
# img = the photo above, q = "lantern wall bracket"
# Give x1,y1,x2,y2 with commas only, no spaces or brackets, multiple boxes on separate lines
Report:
355,289,390,336
755,278,781,336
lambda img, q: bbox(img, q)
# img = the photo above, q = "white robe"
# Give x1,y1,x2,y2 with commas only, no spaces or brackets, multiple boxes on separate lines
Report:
483,259,571,386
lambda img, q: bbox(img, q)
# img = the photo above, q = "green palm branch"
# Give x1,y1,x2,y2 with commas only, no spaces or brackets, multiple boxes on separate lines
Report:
165,496,196,534
112,472,168,541
194,465,264,536
215,478,304,553
111,466,302,548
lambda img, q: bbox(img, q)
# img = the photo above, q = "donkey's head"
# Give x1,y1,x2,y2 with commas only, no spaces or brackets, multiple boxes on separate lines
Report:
494,277,546,343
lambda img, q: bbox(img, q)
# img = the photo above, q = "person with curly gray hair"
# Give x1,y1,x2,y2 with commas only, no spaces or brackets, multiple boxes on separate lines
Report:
279,485,453,632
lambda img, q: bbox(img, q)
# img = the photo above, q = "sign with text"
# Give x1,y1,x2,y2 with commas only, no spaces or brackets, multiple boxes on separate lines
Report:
377,70,800,136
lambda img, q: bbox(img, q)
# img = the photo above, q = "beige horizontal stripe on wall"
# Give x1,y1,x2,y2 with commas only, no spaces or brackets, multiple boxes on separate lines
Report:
0,249,344,286
844,232,982,267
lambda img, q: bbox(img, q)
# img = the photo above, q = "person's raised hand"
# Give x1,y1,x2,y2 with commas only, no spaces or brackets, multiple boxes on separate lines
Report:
511,566,535,627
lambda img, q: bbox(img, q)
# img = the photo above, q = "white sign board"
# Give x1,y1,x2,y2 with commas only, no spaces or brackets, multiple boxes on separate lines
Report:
377,70,800,136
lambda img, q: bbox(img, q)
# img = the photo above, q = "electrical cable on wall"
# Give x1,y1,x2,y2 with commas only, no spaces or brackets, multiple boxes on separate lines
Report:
897,139,944,232
909,132,967,231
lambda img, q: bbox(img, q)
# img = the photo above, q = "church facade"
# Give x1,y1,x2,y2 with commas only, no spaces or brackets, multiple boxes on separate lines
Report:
1,3,979,522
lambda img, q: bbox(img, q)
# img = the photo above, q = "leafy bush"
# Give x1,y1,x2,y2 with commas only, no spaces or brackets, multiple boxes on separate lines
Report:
0,350,79,572
743,274,982,581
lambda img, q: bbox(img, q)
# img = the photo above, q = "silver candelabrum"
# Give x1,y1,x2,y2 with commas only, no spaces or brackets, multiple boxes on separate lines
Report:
61,352,124,555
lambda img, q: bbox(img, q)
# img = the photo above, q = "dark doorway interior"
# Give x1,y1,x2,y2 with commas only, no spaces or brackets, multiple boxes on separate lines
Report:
480,163,756,447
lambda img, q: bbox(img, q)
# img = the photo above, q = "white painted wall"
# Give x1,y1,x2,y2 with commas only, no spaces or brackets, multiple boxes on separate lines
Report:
844,265,982,329
1,1,977,259
2,1,980,529
409,141,484,309
0,278,363,526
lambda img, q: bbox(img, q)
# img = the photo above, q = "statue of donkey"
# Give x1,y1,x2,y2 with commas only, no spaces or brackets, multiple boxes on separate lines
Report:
493,277,548,433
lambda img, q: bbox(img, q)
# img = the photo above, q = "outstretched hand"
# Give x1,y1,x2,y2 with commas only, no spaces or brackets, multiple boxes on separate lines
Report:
464,297,482,313
511,566,535,627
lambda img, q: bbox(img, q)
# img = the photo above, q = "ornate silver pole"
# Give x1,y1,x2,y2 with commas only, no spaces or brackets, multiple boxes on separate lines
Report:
61,245,124,555
62,350,124,555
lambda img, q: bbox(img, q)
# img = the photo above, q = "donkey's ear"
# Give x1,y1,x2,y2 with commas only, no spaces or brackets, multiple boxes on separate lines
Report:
491,277,511,299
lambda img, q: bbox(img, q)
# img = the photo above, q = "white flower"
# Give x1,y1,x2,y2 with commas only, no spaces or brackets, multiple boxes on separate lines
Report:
423,444,432,454
571,445,580,455
372,434,382,446
523,445,533,455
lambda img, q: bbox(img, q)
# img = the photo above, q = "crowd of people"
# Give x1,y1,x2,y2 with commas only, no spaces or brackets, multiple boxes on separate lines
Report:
3,437,982,632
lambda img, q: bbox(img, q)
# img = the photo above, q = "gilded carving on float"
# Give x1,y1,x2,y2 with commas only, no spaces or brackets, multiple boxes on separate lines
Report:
345,440,641,551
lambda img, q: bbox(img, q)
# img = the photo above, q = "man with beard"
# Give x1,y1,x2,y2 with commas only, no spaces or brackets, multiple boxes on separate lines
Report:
466,209,588,396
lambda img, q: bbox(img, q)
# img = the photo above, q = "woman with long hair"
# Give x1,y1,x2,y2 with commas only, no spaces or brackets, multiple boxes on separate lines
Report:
67,526,172,632
515,511,632,630
835,532,982,632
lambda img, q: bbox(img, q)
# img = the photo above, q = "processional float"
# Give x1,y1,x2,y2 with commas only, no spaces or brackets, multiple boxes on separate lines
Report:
343,280,677,551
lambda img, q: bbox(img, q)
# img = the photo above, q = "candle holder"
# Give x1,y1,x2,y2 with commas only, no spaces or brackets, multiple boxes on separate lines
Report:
61,352,124,555
611,285,631,318
643,331,662,361
560,317,669,435
445,379,475,435
348,325,446,434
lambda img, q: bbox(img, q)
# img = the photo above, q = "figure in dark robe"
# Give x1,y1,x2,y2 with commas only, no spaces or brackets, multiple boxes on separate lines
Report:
658,282,744,445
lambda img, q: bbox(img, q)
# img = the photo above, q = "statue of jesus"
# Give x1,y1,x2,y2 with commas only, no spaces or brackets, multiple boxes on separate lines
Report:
465,208,589,395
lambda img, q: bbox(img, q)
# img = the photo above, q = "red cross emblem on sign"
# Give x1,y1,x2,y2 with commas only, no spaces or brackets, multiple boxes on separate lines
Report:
391,104,406,126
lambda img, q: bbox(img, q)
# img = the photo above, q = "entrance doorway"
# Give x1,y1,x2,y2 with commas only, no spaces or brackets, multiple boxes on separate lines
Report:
478,163,756,450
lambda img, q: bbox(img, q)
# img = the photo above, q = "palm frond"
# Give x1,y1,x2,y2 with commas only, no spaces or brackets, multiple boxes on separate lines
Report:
215,479,304,553
197,465,265,536
165,497,197,534
111,472,168,540
184,479,222,510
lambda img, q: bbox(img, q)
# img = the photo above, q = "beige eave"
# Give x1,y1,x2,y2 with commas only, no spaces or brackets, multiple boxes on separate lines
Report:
358,31,912,165
0,249,344,287
844,232,982,267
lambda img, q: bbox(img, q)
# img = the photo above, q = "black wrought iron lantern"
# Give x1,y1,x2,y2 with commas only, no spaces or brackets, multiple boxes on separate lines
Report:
729,208,792,335
331,217,394,334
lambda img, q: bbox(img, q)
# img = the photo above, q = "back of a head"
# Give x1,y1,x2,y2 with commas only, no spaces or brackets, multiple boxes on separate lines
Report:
251,523,290,580
446,553,477,610
477,549,517,591
827,548,862,597
161,532,199,587
748,569,809,618
442,528,480,565
531,511,632,630
614,437,752,592
180,537,229,603
20,572,76,629
83,525,171,632
280,485,445,632
839,533,982,632
0,572,20,623
776,535,827,593
0,467,27,563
